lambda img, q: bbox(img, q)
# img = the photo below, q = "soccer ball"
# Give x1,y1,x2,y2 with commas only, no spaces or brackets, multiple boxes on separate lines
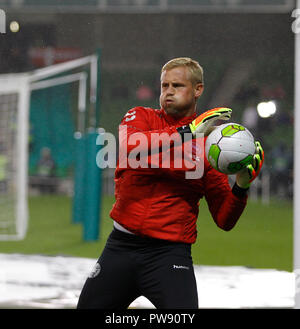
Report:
205,123,256,174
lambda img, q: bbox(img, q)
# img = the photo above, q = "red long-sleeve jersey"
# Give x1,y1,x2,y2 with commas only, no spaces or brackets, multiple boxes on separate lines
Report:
109,106,247,244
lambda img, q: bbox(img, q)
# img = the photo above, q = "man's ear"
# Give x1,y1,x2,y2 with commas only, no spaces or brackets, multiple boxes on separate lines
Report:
195,83,204,99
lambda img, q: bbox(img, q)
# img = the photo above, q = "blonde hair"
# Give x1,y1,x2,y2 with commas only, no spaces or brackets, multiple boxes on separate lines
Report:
161,57,204,85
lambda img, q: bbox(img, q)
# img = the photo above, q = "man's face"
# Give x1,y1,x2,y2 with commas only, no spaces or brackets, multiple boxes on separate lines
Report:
160,66,203,118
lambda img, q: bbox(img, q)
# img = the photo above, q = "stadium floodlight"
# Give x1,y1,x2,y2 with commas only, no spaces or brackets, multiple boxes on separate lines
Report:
257,101,277,118
294,0,300,310
9,21,20,33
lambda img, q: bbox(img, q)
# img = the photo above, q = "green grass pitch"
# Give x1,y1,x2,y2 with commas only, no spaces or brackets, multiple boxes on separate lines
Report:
0,195,293,272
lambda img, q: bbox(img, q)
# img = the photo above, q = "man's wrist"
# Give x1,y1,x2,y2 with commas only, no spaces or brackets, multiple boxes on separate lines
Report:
232,182,249,198
176,125,192,141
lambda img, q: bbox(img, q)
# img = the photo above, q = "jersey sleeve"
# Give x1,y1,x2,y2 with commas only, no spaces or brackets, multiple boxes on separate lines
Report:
119,107,180,152
118,107,198,171
203,158,247,231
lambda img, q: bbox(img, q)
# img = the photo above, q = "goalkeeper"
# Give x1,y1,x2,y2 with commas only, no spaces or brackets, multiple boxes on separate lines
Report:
77,57,264,309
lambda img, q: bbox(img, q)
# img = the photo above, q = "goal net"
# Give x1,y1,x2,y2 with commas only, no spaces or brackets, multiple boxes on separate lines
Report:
0,54,100,240
0,74,30,240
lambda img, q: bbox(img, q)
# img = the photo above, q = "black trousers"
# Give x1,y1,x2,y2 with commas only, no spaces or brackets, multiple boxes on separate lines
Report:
77,228,198,309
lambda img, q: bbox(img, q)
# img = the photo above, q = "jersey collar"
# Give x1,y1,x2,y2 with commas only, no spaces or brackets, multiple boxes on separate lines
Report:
161,108,197,126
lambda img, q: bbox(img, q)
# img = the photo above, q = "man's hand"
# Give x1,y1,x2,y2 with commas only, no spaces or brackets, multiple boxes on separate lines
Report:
236,141,264,189
189,107,232,136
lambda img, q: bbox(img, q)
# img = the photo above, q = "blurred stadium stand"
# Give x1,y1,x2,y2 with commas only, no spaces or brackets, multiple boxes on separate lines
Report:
0,0,294,13
0,0,295,199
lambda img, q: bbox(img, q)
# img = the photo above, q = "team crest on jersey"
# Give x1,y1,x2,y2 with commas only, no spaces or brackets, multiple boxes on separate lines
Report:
89,262,101,278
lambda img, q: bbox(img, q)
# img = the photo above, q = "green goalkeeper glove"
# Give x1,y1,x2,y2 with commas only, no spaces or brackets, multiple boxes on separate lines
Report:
236,141,265,189
177,107,232,138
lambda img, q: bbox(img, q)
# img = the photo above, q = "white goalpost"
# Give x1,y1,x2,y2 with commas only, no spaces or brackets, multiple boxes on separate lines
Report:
0,54,98,240
0,74,30,240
